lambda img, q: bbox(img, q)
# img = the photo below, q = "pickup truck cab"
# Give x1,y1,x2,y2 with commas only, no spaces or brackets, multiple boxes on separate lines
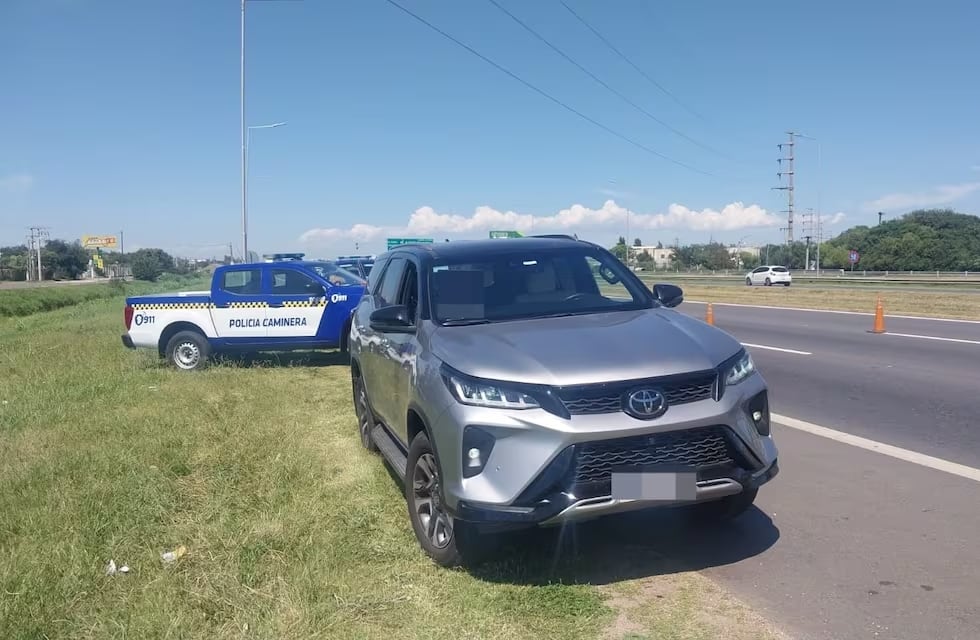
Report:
122,256,366,370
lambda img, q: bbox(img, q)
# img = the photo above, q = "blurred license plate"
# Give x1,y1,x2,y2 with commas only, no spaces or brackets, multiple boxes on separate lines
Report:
612,471,697,501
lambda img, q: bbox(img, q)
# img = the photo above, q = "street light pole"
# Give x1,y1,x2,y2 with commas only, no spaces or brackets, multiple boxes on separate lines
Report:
243,121,287,262
240,0,247,263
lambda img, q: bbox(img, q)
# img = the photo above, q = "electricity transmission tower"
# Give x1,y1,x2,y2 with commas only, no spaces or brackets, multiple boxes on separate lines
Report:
772,131,797,245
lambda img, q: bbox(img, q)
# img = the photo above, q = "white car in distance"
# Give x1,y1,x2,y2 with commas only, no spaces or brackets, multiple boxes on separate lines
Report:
746,265,792,287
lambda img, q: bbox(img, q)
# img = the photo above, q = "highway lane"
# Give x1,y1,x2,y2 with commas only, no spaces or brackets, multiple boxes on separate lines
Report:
679,302,980,468
657,301,980,639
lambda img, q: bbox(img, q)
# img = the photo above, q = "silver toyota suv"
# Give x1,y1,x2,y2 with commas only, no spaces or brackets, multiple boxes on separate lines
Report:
349,236,779,567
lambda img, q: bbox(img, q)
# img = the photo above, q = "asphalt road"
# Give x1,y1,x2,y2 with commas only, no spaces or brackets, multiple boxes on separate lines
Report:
672,302,980,639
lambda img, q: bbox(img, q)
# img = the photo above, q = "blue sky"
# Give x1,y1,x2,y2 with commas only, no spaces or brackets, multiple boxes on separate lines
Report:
1,0,978,258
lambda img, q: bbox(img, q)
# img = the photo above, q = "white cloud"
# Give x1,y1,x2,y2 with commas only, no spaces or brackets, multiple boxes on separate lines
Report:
823,211,847,225
863,182,980,212
299,200,782,245
0,173,34,193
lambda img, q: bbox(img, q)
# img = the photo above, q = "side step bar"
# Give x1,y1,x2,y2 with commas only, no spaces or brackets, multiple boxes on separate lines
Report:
371,424,407,479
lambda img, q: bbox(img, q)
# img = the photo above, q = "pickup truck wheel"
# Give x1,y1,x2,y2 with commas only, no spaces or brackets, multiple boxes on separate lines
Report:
352,373,378,452
405,432,485,568
165,331,210,371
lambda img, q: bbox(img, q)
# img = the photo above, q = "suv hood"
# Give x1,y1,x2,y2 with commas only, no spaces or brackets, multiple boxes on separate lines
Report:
429,308,743,386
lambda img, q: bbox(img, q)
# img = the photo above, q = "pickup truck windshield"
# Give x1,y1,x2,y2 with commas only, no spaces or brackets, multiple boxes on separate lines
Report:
308,262,366,286
429,247,653,324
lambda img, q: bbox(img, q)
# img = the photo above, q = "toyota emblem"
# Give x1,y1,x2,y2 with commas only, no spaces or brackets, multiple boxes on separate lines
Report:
624,388,668,420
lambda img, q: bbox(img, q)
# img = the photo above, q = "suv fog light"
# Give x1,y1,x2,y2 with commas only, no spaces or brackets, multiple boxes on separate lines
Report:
747,391,770,436
462,426,496,478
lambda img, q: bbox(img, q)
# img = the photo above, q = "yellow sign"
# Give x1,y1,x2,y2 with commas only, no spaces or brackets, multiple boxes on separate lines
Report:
81,235,118,249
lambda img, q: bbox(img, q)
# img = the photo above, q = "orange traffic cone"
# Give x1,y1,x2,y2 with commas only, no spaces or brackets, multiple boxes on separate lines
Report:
870,295,886,334
705,302,715,326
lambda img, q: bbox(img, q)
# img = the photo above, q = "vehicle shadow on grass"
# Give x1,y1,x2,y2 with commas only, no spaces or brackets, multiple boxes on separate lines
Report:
211,350,351,369
470,506,780,586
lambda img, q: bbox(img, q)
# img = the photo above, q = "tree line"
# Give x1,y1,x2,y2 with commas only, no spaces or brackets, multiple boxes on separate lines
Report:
610,209,980,271
0,241,195,282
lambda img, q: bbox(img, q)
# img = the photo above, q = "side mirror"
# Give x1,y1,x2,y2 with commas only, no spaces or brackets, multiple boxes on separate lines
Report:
369,304,415,333
652,283,684,308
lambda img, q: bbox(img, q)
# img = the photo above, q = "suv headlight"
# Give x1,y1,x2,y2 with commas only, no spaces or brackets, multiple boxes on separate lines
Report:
443,372,540,409
723,350,755,386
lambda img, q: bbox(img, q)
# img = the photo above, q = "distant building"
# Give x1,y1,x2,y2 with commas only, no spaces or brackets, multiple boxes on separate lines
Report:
633,246,675,268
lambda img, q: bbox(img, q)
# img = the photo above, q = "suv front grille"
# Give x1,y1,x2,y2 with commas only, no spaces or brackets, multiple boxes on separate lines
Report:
574,425,737,484
556,371,716,416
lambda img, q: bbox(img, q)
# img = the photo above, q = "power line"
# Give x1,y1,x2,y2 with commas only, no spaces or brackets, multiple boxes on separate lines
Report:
558,0,707,124
485,0,724,159
381,0,712,176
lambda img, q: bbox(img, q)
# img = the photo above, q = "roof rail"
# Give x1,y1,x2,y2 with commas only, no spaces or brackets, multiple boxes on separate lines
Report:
529,234,580,241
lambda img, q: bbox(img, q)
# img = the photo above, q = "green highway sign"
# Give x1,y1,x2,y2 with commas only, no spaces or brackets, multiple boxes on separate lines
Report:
387,237,434,250
489,230,523,239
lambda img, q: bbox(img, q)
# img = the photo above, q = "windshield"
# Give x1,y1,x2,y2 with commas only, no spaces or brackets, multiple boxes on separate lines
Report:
428,247,652,324
308,262,366,286
772,266,788,272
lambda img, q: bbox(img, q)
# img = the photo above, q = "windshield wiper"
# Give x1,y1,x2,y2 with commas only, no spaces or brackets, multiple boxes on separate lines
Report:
440,318,492,326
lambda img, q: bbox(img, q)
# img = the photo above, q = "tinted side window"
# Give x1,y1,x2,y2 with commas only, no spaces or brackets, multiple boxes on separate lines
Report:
398,262,420,320
377,258,408,306
271,269,321,295
221,269,262,295
368,256,390,294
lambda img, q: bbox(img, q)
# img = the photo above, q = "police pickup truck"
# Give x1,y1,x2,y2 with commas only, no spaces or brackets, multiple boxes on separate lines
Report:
121,254,366,370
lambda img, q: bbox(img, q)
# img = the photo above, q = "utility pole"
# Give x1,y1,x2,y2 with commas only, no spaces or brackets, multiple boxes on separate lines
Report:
802,208,816,270
772,131,796,245
120,230,125,255
28,226,49,281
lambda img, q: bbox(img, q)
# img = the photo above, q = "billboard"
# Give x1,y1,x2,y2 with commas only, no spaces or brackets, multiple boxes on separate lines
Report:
81,235,118,250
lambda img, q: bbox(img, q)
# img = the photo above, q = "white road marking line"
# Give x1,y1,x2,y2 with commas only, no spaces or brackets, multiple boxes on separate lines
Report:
884,332,980,346
741,342,812,355
685,299,980,325
772,413,980,484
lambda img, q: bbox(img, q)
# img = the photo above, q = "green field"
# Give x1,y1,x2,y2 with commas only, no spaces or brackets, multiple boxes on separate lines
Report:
0,275,210,318
0,298,781,639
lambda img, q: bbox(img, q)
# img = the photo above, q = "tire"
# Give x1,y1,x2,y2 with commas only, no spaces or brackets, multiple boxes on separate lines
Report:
692,488,758,523
764,277,772,286
745,278,752,286
352,370,378,452
405,431,484,568
784,282,791,287
164,330,210,371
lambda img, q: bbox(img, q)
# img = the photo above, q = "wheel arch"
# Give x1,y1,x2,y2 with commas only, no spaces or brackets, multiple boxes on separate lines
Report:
158,322,208,357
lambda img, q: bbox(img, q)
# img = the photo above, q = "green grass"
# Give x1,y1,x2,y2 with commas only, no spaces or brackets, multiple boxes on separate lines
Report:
0,298,778,639
0,275,210,318
661,282,980,320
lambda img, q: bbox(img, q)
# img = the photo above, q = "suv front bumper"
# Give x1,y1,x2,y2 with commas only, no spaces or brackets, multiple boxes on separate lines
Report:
433,371,778,529
452,458,778,529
